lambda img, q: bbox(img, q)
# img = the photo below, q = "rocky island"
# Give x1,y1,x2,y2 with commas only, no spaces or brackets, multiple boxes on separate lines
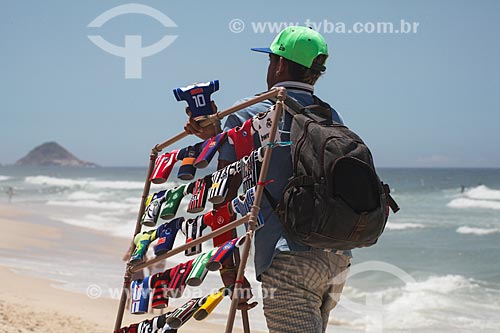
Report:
16,142,98,167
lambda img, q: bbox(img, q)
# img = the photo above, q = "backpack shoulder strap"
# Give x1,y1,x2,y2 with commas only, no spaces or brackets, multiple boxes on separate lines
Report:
309,95,333,121
269,95,332,124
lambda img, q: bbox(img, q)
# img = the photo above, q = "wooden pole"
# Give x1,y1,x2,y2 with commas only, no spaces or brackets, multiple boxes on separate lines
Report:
154,89,280,152
233,248,251,333
113,151,157,332
129,214,250,273
224,87,287,333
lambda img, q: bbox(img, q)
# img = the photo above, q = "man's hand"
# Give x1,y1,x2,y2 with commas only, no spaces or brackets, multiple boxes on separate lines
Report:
122,244,133,261
220,265,258,311
184,101,221,140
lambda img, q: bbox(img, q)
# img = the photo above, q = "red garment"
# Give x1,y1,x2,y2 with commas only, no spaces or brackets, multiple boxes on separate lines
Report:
203,203,234,246
149,269,171,309
168,259,194,298
150,150,179,184
227,118,254,159
205,236,245,271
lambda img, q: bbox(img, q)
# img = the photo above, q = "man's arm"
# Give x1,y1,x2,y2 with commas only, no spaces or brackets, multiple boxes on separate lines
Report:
214,159,257,311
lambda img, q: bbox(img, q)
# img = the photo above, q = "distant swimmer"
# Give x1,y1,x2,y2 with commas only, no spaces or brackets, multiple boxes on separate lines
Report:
6,186,15,202
460,185,465,193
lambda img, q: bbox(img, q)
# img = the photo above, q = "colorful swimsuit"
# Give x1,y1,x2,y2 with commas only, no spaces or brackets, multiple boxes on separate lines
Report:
187,175,212,214
150,150,179,184
203,203,234,247
194,132,227,168
159,184,188,220
181,215,207,256
167,259,194,298
226,118,254,159
154,217,183,256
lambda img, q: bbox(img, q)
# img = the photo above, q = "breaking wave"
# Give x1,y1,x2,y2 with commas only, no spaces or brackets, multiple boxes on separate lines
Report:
25,175,144,190
385,223,425,230
448,185,500,210
456,226,500,236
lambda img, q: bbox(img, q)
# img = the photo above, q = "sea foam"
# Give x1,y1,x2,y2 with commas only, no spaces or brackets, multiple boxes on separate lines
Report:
465,185,500,200
66,191,105,201
25,175,144,190
342,274,500,331
0,175,10,181
447,185,500,210
385,222,425,230
447,197,500,210
403,274,475,293
54,214,134,238
456,226,500,236
47,199,135,211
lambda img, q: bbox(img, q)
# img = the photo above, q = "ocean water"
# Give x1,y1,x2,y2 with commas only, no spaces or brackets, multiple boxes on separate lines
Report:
1,166,500,332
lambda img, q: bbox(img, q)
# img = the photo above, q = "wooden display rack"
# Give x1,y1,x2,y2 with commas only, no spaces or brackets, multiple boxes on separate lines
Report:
113,87,287,333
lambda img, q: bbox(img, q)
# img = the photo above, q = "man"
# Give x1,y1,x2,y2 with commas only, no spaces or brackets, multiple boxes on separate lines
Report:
6,186,14,203
185,26,351,333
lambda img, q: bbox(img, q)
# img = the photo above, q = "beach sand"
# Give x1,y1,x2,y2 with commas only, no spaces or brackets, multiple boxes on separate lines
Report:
0,203,266,333
0,266,114,332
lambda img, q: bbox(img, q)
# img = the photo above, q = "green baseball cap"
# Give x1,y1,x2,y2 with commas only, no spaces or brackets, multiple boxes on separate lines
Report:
251,26,328,71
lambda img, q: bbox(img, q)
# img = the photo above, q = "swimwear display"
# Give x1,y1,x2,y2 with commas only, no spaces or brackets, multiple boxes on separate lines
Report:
117,313,177,333
251,105,276,147
238,148,263,193
166,297,205,329
203,203,234,247
177,143,203,181
118,323,138,333
173,80,219,119
130,276,150,314
193,287,228,321
142,190,168,227
154,217,183,256
194,132,227,169
159,184,188,220
117,100,280,331
150,269,171,309
207,163,237,204
130,229,157,263
167,259,194,298
137,319,152,333
186,247,217,287
205,236,246,271
187,175,212,214
181,216,207,256
226,118,254,159
161,321,177,333
231,187,265,231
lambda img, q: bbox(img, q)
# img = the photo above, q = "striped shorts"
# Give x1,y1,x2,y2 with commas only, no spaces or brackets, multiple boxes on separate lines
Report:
261,250,351,333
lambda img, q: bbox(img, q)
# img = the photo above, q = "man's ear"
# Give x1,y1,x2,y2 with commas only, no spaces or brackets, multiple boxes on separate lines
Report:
276,56,288,76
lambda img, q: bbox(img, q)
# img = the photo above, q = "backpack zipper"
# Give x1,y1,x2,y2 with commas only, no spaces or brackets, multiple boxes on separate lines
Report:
293,119,313,171
321,136,341,175
320,128,363,171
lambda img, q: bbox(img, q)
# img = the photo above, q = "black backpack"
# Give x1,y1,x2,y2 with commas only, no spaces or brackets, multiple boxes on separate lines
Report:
272,96,399,250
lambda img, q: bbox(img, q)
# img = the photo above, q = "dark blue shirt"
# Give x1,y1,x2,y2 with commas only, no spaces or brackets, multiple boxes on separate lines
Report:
218,81,350,280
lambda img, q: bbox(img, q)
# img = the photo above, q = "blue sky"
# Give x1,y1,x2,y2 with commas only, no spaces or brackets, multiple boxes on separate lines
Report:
1,0,499,167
